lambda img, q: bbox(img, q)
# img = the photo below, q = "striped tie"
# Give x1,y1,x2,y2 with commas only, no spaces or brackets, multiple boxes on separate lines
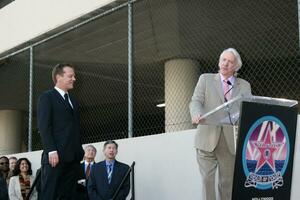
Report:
107,164,112,184
223,79,231,101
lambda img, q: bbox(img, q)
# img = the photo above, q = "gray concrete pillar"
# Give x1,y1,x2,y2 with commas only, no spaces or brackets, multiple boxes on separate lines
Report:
0,110,23,154
165,59,199,132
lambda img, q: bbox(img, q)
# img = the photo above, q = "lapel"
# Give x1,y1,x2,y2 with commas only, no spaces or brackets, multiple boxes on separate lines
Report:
100,161,110,185
110,161,119,186
231,78,240,98
16,176,21,199
81,162,86,177
213,74,225,102
52,89,74,114
213,73,241,102
101,160,118,186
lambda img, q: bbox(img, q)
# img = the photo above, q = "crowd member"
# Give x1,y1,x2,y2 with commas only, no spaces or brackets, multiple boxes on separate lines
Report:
0,175,8,200
8,156,18,180
75,145,97,200
0,156,9,184
189,48,252,200
9,157,18,171
8,158,37,200
37,63,84,199
88,140,130,200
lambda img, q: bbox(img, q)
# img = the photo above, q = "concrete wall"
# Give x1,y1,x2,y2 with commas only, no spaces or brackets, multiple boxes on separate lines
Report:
6,115,300,200
0,0,114,54
0,110,23,154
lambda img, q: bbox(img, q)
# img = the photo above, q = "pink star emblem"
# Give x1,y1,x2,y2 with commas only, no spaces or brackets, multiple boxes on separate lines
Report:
253,122,280,172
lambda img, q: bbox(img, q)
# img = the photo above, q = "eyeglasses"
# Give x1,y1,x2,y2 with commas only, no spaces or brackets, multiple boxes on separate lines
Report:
0,162,9,165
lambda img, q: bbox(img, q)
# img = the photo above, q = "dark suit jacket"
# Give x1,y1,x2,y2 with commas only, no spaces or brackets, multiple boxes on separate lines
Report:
75,162,89,200
88,160,130,200
37,88,84,164
0,176,8,200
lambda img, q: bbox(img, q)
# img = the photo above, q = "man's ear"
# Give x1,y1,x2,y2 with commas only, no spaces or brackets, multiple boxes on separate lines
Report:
55,74,60,84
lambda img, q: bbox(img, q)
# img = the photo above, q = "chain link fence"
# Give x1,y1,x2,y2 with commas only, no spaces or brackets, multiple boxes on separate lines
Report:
0,0,299,151
0,51,30,151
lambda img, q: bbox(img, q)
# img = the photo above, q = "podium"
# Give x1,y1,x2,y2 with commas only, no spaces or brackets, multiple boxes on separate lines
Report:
199,95,298,200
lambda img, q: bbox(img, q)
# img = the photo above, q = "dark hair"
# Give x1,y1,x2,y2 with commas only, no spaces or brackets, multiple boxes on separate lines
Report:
52,63,74,84
0,156,9,168
0,156,8,161
103,140,118,149
12,158,32,176
9,156,17,161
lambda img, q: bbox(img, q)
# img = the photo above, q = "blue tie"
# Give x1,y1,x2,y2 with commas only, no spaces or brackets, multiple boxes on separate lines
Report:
107,164,112,184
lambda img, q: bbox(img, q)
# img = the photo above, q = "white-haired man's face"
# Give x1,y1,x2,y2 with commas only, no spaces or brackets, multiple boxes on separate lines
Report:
84,146,96,161
219,51,237,78
9,158,17,171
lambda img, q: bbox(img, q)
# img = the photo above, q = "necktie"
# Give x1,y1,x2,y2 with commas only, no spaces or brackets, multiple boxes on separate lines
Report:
223,79,231,101
64,93,73,109
107,164,112,184
86,163,91,179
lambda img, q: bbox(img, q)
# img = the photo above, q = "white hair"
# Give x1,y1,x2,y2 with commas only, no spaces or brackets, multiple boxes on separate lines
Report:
219,48,243,72
84,144,97,153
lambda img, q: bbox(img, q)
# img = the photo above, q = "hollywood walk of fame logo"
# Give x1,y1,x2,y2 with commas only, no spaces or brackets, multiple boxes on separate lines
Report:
242,116,290,190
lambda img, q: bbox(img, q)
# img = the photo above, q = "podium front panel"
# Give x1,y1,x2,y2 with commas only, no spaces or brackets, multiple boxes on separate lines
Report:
232,101,298,200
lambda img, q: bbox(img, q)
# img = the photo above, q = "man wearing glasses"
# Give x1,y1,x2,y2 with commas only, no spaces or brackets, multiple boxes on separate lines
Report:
0,156,9,184
0,156,9,199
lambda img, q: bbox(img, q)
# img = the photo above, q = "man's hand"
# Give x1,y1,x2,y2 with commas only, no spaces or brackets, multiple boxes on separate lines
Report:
49,152,59,167
192,114,204,124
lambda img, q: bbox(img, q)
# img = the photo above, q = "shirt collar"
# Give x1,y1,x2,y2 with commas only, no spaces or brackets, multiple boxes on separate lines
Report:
220,74,235,85
54,86,68,98
84,160,94,166
105,159,115,166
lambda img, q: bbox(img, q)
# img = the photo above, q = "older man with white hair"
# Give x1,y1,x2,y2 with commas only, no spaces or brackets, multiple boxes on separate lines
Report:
189,48,252,200
75,144,97,200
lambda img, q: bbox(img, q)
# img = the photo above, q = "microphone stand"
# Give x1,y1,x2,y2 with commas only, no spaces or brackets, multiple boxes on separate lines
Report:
224,81,234,126
224,81,239,152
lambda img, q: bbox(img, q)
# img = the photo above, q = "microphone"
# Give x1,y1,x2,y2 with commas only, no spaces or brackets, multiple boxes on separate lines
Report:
224,80,234,125
224,80,233,102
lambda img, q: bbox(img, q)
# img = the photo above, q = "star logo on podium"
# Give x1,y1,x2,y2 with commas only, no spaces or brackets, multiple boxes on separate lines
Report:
252,122,282,173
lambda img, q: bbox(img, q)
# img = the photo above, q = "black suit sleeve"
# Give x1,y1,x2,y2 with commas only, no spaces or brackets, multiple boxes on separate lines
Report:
37,93,56,153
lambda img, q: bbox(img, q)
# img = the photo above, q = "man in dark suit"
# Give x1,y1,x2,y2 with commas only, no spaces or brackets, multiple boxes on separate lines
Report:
88,140,130,200
0,156,9,185
37,63,84,200
0,172,8,200
75,145,97,200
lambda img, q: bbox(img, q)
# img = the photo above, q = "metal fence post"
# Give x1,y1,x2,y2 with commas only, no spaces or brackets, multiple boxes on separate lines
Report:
28,46,33,151
128,0,133,138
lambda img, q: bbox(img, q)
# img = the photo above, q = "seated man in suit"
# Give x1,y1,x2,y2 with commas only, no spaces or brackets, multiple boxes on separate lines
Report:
88,140,130,200
76,144,97,200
